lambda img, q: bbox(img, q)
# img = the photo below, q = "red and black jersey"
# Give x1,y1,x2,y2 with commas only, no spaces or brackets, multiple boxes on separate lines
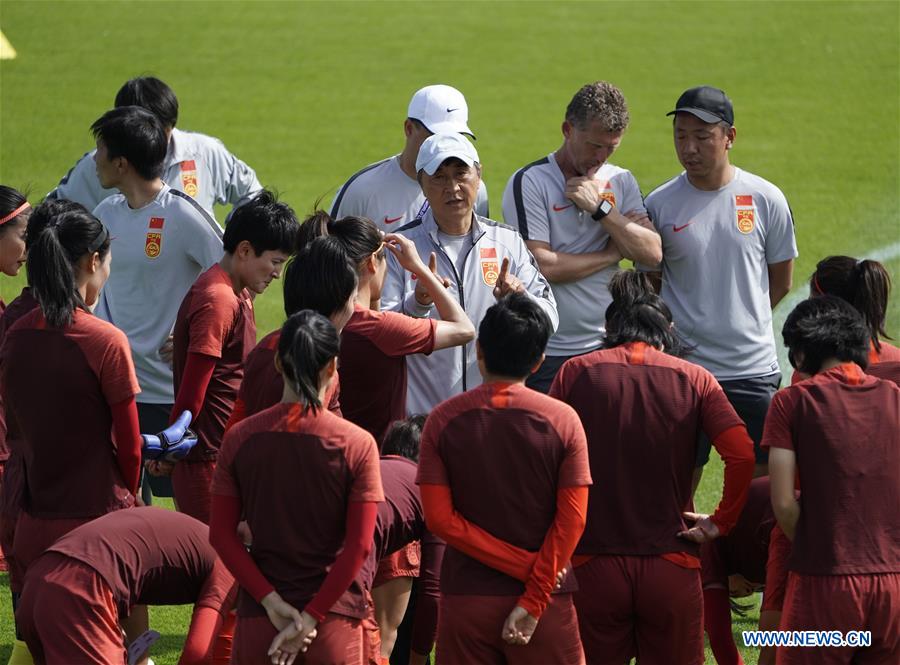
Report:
340,304,436,444
550,342,744,558
173,264,255,460
762,363,900,575
212,402,383,619
417,382,591,596
1,308,139,518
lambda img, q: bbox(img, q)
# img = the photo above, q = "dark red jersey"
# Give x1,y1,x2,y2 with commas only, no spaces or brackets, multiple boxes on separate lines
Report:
46,506,235,619
340,304,436,443
173,264,255,460
417,382,591,596
762,363,900,575
1,308,139,518
550,342,745,558
212,402,383,618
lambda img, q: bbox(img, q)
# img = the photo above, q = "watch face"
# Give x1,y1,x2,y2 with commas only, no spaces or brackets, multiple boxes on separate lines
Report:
601,200,613,214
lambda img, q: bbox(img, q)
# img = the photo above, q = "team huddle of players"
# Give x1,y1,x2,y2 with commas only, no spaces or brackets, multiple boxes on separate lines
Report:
0,75,897,665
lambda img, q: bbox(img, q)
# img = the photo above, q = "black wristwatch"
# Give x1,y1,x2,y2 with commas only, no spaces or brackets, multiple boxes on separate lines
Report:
592,199,614,221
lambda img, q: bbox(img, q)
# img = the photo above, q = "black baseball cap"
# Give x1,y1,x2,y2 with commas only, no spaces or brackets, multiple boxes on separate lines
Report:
667,86,734,126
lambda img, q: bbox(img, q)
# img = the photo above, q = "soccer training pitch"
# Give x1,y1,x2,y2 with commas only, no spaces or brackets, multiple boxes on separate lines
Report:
1,2,898,663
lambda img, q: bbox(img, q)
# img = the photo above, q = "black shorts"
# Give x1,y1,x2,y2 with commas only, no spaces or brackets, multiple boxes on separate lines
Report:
137,402,175,498
696,372,781,467
526,352,592,394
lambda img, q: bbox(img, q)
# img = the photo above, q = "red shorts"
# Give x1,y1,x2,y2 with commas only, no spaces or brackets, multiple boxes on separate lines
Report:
763,524,792,612
777,572,900,665
233,612,364,665
437,593,584,665
573,554,704,665
12,511,93,578
173,459,216,524
373,541,421,588
362,596,382,665
0,453,24,590
16,552,125,665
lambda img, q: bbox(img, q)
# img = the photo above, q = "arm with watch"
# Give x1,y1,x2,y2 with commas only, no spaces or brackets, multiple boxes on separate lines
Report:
564,177,663,266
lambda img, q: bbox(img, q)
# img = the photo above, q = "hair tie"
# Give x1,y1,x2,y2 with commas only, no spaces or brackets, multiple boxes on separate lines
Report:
86,225,110,254
812,274,824,295
0,202,30,226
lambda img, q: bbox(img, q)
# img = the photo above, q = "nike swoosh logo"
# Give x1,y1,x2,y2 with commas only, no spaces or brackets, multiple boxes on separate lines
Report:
673,223,693,232
384,215,404,224
446,107,460,113
552,204,574,212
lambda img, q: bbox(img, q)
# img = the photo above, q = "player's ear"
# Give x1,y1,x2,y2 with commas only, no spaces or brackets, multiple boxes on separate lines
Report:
236,240,253,259
530,353,546,375
404,118,415,138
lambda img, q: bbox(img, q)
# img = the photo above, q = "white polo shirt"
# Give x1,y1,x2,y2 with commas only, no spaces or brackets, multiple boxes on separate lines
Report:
644,168,798,380
330,154,489,232
93,184,224,403
49,127,262,216
502,155,645,355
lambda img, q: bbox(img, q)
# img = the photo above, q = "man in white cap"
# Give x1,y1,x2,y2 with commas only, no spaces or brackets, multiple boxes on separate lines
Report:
330,85,489,231
381,133,558,414
644,85,798,486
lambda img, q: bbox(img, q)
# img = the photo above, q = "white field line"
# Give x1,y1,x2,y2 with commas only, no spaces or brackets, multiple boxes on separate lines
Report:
0,31,17,60
773,241,900,381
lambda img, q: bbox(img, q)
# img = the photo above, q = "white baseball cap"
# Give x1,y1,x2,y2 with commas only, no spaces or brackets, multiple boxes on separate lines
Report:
415,133,480,176
407,84,474,137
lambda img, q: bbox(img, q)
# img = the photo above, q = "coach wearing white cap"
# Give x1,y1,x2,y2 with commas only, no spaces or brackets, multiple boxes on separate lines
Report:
381,133,558,414
330,84,489,231
644,85,798,485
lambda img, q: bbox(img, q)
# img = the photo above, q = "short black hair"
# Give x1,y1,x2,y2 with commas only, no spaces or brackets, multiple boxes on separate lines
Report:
223,190,298,255
782,296,869,375
282,236,357,318
114,76,179,129
478,293,551,379
381,414,427,462
90,106,167,181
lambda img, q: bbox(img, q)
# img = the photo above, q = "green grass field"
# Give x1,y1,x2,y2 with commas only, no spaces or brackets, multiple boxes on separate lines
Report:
1,1,898,663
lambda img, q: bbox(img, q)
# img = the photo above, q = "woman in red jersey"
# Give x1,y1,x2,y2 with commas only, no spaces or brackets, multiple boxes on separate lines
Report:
1,204,142,579
210,310,383,665
549,271,755,665
227,235,359,427
298,211,474,444
808,255,899,366
765,296,899,664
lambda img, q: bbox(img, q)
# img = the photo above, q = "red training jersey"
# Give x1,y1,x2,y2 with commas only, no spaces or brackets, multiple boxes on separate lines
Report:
1,308,139,518
0,287,39,464
417,381,591,597
339,304,436,444
236,329,341,419
761,363,900,575
212,402,383,619
173,264,255,461
550,342,745,559
45,506,235,620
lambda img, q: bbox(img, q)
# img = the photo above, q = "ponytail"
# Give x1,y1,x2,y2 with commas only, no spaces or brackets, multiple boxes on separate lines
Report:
295,209,382,269
26,204,110,328
604,270,690,357
283,236,358,318
811,255,892,352
277,310,340,413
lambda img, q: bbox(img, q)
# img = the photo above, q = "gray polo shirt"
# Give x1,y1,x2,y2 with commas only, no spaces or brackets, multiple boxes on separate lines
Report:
330,154,489,232
49,127,262,216
93,184,224,403
644,168,798,380
502,155,645,355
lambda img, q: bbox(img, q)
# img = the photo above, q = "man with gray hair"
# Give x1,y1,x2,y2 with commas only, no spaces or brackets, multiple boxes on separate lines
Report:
381,133,557,414
502,81,661,391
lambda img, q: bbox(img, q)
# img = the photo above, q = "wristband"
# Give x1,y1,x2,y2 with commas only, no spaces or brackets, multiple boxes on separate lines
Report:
592,199,614,221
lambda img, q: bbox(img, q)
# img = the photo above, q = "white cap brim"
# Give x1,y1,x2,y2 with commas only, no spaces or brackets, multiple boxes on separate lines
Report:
418,151,477,176
423,119,475,138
